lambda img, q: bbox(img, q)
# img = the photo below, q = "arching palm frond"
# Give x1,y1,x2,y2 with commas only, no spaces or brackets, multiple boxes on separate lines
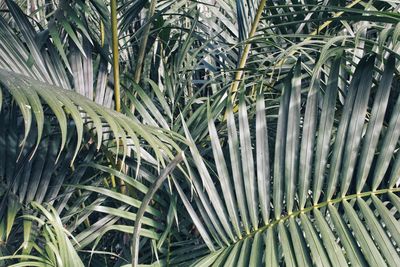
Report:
3,0,400,266
1,202,85,267
174,52,400,266
0,93,182,266
0,70,179,165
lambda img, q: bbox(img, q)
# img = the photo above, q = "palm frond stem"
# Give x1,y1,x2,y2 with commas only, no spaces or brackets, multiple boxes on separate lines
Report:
111,0,120,112
229,0,268,100
242,187,400,241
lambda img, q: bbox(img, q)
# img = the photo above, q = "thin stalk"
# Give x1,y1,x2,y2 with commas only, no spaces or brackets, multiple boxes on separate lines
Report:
100,20,105,47
130,0,158,113
133,0,158,84
111,0,120,112
309,0,364,36
132,152,184,267
230,0,363,104
276,0,364,67
110,0,123,191
238,187,400,243
229,0,268,99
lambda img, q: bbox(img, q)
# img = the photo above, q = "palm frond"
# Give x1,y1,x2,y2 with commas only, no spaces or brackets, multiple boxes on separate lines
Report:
0,202,85,267
0,70,179,164
175,52,400,266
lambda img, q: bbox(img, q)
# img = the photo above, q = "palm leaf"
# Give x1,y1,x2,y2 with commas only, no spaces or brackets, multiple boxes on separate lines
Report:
0,70,178,165
175,53,400,266
0,202,85,267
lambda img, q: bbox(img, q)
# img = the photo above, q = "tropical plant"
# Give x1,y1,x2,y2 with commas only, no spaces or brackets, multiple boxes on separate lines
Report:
1,0,400,266
177,53,400,266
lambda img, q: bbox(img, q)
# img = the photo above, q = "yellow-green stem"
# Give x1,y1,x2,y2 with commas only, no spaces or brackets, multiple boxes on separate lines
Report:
276,0,364,67
111,0,120,112
110,0,122,190
100,20,105,47
230,0,363,105
229,0,267,100
240,187,400,242
309,0,364,36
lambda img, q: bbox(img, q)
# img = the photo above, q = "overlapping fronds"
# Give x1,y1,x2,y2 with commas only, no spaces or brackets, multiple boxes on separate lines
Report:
0,70,179,165
176,53,400,266
2,0,400,266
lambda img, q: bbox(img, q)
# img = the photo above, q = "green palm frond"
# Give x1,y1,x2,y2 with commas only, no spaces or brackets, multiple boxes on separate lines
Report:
3,0,400,266
0,95,96,245
0,108,180,266
175,52,400,266
0,202,85,267
0,4,71,88
0,61,182,266
0,70,180,164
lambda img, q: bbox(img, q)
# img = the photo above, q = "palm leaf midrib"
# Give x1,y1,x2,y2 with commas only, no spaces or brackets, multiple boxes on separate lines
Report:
214,186,400,247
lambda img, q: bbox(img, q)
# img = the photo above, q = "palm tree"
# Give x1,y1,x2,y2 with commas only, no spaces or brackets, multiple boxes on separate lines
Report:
1,0,400,266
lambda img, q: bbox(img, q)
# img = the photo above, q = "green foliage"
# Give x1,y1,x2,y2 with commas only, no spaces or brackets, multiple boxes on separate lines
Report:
180,53,400,266
1,0,400,266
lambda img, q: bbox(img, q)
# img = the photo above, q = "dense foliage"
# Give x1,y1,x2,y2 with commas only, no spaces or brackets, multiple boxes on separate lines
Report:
1,0,400,266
